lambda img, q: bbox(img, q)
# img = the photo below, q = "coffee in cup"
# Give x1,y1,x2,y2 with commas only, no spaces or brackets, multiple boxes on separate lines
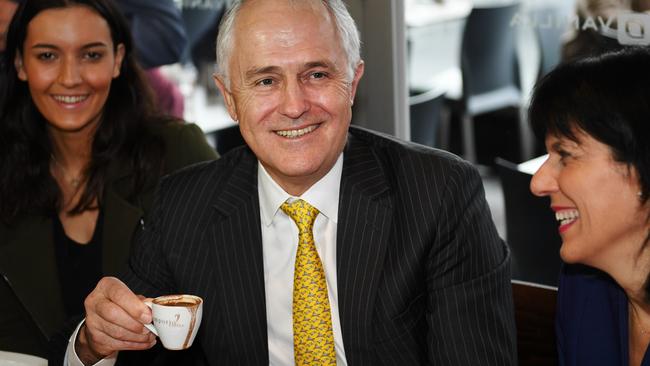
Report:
144,294,203,350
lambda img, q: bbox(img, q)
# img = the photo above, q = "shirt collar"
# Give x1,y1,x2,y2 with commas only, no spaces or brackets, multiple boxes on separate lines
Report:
258,153,343,227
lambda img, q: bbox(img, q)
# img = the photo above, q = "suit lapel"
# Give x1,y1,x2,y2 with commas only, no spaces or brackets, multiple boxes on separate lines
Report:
102,161,145,276
207,150,269,363
0,216,65,339
337,132,393,360
102,186,142,276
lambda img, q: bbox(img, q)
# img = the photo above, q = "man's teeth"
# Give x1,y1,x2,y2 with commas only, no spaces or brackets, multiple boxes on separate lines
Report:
555,210,580,225
53,95,87,103
275,125,317,138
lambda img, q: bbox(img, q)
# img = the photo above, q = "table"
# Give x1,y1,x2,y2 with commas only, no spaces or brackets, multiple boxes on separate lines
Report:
406,0,471,96
517,154,548,175
0,350,47,366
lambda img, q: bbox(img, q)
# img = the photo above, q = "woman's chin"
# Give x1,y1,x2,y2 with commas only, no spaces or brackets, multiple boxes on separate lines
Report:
559,244,582,265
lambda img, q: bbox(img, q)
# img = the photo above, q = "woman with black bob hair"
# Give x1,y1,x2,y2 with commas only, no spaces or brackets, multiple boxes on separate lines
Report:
529,47,650,365
0,0,217,358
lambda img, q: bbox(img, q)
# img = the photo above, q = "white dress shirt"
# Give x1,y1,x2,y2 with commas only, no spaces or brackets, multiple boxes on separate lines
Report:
65,320,117,366
258,154,347,366
66,154,347,365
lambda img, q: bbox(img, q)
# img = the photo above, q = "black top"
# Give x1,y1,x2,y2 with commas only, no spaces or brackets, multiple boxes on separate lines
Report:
53,211,103,317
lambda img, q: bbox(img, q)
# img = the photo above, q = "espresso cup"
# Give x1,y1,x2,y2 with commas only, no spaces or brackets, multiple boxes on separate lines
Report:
144,294,203,350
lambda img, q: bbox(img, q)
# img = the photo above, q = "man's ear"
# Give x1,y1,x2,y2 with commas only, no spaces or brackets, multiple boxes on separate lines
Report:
15,52,27,81
213,74,239,122
349,60,365,105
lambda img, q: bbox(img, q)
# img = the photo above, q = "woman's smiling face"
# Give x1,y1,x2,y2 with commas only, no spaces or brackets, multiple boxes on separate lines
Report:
531,129,649,271
15,5,124,136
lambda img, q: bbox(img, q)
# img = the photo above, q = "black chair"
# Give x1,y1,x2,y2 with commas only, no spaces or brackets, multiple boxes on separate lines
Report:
453,3,529,162
495,157,562,286
512,280,558,366
212,125,246,156
409,88,448,149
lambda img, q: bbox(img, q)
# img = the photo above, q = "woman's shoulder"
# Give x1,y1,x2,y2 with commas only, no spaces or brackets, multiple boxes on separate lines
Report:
557,264,627,363
558,264,623,311
147,118,204,146
147,119,219,174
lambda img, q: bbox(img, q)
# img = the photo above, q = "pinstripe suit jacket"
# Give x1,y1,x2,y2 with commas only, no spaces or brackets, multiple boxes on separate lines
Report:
121,126,516,365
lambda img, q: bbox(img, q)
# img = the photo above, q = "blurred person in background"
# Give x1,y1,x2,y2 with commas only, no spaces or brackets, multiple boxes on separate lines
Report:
180,0,226,103
0,0,20,102
116,0,188,118
633,0,650,10
530,48,650,365
0,0,216,361
562,0,650,61
0,0,19,52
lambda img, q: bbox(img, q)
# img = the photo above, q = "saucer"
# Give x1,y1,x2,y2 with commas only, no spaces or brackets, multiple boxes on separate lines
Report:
0,351,47,366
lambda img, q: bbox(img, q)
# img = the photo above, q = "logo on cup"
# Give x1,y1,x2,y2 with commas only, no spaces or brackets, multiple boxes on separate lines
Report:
618,12,650,45
153,315,185,328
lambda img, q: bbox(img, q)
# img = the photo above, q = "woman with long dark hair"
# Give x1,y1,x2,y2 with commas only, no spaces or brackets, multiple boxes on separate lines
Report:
0,0,217,358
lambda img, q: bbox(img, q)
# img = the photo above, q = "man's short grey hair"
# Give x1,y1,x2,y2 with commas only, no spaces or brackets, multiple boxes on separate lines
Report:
215,0,361,88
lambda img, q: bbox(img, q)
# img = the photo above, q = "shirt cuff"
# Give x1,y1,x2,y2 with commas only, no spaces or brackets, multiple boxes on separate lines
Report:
64,319,118,366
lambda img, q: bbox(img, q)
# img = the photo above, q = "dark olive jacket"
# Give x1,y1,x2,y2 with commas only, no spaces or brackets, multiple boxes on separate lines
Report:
0,122,217,358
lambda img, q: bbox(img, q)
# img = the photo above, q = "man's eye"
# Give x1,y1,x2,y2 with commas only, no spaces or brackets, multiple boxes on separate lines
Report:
311,72,326,79
257,78,274,86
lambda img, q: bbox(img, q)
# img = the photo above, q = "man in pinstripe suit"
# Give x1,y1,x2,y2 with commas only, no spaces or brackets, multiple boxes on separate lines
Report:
71,0,517,364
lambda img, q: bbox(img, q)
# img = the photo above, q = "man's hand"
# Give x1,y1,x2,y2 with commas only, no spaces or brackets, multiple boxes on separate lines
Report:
75,277,157,365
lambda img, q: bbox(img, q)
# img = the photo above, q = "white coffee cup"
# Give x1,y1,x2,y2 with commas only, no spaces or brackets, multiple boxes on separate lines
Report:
144,294,203,350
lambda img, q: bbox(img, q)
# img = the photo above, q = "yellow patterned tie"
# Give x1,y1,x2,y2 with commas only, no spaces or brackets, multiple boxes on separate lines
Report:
281,199,337,365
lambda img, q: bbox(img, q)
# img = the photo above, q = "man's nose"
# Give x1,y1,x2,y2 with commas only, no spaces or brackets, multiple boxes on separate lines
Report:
279,80,309,119
57,57,82,87
530,159,558,197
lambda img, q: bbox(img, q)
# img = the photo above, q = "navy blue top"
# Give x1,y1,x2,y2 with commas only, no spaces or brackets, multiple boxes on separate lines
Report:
557,264,650,365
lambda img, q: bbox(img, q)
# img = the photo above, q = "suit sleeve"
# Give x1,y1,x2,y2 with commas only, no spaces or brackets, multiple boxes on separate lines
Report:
116,178,189,363
123,177,177,298
425,160,517,365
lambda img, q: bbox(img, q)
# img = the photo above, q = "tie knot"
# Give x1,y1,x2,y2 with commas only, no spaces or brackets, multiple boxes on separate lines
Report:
280,199,319,233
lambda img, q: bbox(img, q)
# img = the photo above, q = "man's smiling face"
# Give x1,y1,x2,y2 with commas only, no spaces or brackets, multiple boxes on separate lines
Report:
215,0,364,196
